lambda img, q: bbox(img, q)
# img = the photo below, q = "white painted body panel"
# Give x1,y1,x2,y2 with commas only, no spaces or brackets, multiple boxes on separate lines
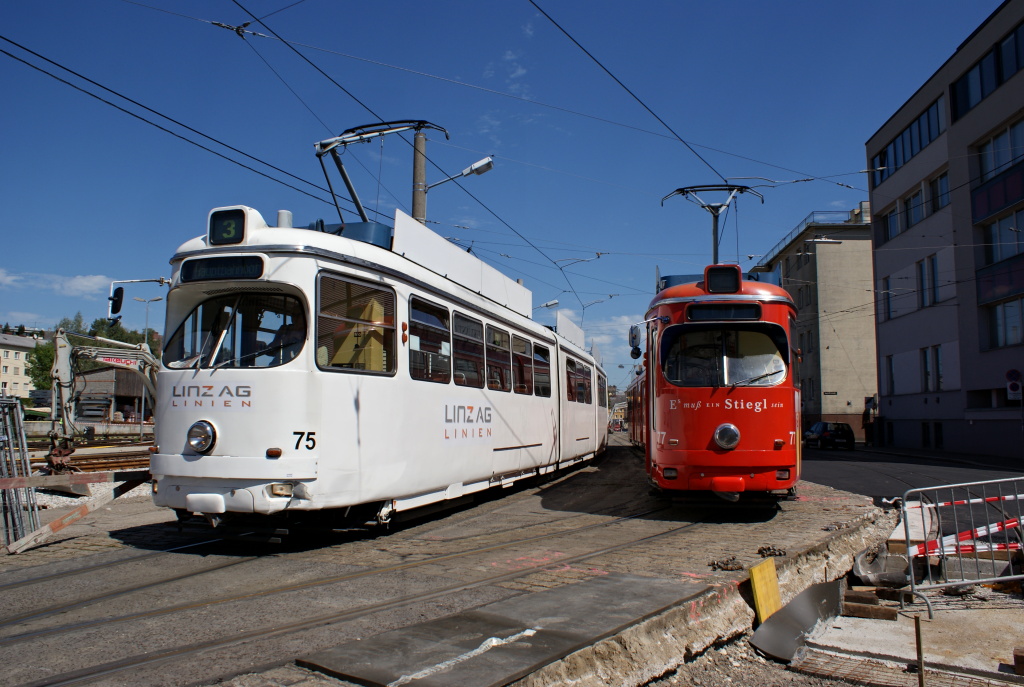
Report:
151,208,608,518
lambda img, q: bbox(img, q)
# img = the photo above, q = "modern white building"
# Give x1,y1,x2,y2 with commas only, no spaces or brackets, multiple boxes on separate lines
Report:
867,0,1024,457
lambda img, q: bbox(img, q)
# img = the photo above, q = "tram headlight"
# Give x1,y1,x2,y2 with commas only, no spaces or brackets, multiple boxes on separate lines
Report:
187,420,217,453
713,423,741,450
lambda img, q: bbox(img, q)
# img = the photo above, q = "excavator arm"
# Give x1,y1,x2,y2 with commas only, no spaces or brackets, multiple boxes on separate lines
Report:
48,328,159,467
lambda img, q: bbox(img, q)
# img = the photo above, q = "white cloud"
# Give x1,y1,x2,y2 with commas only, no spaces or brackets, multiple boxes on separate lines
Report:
57,274,111,298
0,268,23,288
522,22,534,38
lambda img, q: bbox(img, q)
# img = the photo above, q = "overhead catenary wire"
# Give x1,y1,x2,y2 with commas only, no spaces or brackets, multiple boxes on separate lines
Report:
115,0,868,195
229,0,592,313
527,0,728,184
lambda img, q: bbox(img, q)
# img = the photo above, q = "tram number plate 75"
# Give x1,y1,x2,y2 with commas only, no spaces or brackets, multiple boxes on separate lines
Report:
293,431,316,450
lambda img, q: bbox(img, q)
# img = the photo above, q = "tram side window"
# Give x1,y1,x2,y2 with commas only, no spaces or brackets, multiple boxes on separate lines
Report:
577,364,592,404
453,313,485,388
316,274,396,374
534,344,552,397
409,297,451,384
512,336,533,394
486,325,512,392
598,374,607,407
565,358,577,401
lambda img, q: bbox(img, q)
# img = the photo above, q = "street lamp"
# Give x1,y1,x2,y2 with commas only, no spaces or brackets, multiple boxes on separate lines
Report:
133,296,162,437
534,299,559,311
415,156,494,223
580,294,619,326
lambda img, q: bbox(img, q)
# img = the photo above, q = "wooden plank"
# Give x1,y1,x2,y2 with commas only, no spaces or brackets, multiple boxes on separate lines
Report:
749,557,782,623
842,602,898,621
843,590,880,605
0,470,150,490
4,479,147,554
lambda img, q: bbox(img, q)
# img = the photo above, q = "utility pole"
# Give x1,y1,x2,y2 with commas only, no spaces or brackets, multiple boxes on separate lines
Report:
412,129,428,223
662,185,763,264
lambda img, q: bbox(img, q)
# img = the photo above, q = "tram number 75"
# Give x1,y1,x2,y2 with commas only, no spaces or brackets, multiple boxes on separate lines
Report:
293,431,316,450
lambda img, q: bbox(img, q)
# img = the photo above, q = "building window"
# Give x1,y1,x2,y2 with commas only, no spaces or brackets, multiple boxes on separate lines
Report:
12,367,18,376
952,20,1024,121
905,191,924,228
886,355,895,395
13,352,19,360
917,257,938,308
884,208,900,240
992,296,1024,347
921,348,932,392
930,173,949,212
1,366,6,374
933,345,943,391
978,119,1024,183
984,208,1024,265
871,96,945,185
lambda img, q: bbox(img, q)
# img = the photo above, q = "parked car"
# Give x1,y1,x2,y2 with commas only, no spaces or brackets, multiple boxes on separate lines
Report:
608,419,623,433
803,421,855,450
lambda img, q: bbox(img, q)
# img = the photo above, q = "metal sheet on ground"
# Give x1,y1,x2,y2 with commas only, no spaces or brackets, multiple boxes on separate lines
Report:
300,573,707,687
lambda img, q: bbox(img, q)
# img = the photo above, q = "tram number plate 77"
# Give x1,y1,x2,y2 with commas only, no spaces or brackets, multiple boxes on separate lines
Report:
293,432,316,450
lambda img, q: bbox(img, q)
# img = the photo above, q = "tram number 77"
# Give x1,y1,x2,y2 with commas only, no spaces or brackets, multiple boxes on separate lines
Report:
293,431,316,450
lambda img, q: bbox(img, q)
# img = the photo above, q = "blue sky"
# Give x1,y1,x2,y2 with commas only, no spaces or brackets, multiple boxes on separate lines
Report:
0,0,1001,388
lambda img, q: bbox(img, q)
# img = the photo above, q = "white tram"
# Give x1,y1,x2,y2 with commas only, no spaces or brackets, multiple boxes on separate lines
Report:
151,205,608,526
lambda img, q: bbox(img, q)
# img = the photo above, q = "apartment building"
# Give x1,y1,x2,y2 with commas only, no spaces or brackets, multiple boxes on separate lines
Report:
0,333,40,400
755,205,878,440
867,0,1024,457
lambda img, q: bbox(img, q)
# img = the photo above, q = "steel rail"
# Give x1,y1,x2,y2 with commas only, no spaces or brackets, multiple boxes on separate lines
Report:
0,505,669,648
19,519,704,687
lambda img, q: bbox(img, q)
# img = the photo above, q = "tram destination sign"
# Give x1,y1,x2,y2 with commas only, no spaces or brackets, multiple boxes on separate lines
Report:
181,256,264,282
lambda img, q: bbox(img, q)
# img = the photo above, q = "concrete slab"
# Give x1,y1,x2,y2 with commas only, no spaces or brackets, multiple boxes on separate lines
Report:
300,574,704,687
803,591,1024,681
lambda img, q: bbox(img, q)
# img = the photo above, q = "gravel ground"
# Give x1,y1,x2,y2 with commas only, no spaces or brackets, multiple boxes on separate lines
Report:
646,637,856,687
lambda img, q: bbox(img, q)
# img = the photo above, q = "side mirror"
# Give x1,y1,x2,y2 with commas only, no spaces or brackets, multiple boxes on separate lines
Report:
109,287,124,316
627,324,642,349
630,346,642,360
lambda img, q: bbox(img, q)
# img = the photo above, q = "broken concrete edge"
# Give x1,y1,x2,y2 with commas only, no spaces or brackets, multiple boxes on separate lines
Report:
510,505,898,687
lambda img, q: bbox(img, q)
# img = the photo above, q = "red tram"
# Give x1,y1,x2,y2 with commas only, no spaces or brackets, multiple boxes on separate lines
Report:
626,264,801,501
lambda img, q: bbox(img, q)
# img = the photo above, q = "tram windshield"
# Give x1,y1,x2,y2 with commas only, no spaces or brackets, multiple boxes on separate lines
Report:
163,293,306,369
660,323,788,388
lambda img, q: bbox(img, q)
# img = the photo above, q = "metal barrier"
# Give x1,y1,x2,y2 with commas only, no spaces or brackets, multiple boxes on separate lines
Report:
1,394,40,547
901,476,1023,597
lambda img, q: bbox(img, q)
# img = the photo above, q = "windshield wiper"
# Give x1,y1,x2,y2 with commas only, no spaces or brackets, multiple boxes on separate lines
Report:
213,340,291,369
731,369,783,387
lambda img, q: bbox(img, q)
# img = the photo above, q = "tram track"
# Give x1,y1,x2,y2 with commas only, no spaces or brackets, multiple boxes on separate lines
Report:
0,505,671,647
17,516,704,687
0,539,227,592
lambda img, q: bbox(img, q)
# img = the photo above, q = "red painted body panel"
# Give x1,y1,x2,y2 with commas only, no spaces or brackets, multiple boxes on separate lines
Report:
626,266,801,497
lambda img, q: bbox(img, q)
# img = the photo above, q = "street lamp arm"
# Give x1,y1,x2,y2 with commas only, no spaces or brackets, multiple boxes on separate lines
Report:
426,156,494,191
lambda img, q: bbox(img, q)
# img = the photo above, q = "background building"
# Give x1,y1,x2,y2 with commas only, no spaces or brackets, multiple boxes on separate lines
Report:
867,0,1024,457
0,333,40,400
755,205,878,440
